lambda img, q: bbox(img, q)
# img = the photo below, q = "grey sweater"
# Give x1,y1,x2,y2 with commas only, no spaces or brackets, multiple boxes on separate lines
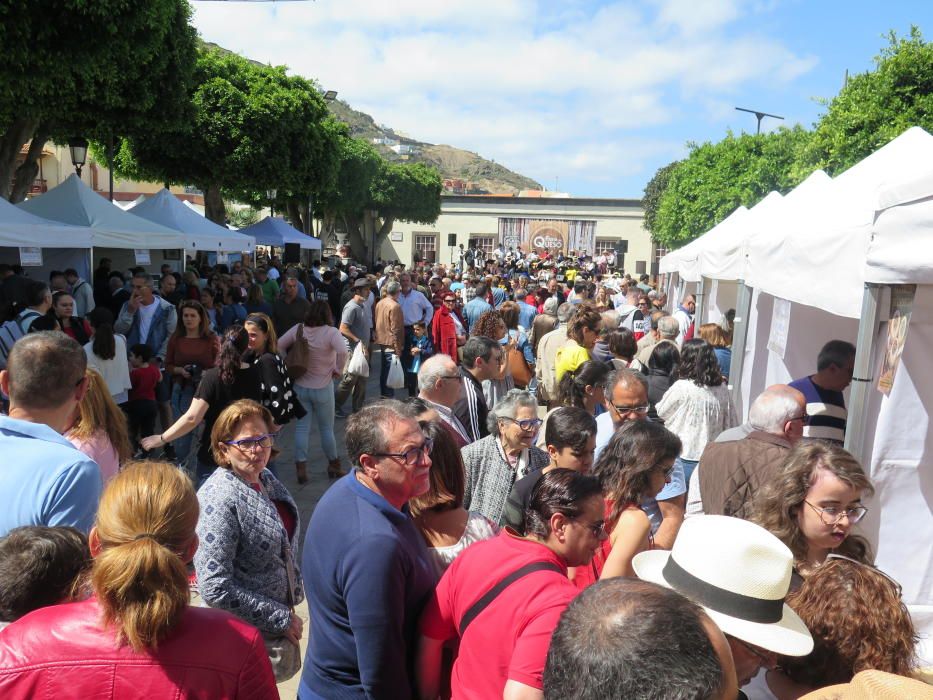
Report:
462,435,550,525
195,467,304,635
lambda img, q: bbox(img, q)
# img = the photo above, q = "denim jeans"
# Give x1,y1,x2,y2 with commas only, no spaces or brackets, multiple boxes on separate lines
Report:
170,382,196,465
677,456,699,494
294,384,338,464
379,346,394,398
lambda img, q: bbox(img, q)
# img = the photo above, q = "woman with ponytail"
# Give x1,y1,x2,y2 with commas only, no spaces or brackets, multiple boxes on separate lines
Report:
84,307,132,405
141,325,261,484
0,461,277,698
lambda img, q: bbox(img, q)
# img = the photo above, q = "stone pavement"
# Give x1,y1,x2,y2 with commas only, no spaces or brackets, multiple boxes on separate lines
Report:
271,365,390,698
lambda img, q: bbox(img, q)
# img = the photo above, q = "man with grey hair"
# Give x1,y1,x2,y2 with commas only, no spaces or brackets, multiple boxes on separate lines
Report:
462,389,550,524
686,385,807,520
635,311,669,365
301,400,436,697
375,279,404,398
418,354,470,445
535,301,576,405
0,333,101,536
530,295,559,356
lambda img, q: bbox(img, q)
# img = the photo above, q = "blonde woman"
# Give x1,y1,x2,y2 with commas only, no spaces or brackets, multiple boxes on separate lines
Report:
0,461,277,697
67,369,133,483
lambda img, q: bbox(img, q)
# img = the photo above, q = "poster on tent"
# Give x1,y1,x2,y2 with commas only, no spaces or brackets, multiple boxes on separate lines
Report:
18,247,42,267
134,249,151,266
767,297,791,359
877,285,916,396
498,218,596,255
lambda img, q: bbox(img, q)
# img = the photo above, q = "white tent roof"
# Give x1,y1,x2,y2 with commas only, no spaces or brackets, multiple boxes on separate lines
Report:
744,127,933,318
129,189,255,253
18,175,186,250
0,197,94,248
697,192,787,282
866,168,933,285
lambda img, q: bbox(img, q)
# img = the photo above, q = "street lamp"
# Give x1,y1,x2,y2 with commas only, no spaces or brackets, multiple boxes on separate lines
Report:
267,188,277,218
68,137,89,178
734,107,784,135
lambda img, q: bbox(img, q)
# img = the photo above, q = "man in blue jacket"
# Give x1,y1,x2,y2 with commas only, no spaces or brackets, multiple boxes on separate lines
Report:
300,401,436,699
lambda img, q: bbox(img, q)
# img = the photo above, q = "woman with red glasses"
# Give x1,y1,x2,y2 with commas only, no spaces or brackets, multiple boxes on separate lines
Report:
431,293,466,364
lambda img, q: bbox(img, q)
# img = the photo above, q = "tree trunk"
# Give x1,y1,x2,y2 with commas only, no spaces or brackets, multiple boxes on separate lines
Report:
373,215,396,261
204,184,226,225
9,127,50,203
286,198,304,232
0,117,40,201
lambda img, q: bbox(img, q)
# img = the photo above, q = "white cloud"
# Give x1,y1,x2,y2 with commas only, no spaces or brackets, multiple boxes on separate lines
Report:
189,0,816,195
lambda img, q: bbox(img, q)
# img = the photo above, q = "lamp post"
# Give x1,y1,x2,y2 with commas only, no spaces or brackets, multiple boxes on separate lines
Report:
68,137,89,178
734,107,784,135
267,188,277,218
323,90,338,101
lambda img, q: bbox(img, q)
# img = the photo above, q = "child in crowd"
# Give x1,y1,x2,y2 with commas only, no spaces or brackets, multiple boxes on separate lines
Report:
124,344,161,451
0,526,90,630
405,321,434,397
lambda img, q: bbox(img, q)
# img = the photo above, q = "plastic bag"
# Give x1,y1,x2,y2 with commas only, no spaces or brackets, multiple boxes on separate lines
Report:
347,342,369,377
387,353,405,389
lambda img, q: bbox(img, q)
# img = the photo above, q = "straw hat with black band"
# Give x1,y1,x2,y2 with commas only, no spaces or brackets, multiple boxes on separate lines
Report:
633,515,814,657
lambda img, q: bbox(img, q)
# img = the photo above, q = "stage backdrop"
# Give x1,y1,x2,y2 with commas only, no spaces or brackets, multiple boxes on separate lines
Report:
498,218,596,255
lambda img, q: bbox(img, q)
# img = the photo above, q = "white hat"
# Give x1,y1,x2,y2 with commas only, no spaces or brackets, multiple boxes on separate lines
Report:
633,515,813,656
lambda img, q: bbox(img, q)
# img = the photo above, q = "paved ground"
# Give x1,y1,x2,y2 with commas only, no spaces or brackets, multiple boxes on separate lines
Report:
270,367,386,698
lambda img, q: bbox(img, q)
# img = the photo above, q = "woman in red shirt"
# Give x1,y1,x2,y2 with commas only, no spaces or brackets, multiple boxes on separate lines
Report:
574,420,682,589
164,301,219,467
52,291,92,345
0,461,277,699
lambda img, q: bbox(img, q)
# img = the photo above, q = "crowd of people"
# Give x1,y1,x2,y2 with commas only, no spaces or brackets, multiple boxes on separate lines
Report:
0,249,928,699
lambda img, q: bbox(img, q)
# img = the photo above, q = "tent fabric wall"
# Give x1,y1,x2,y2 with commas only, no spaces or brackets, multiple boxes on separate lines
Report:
0,247,90,286
703,277,738,325
239,216,321,250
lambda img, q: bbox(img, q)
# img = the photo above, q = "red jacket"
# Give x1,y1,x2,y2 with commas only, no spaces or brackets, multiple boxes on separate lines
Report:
0,599,278,699
432,305,461,363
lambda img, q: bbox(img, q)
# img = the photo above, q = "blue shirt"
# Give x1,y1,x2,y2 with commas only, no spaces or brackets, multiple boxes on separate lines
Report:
300,471,436,699
0,416,102,536
462,297,492,332
516,300,537,332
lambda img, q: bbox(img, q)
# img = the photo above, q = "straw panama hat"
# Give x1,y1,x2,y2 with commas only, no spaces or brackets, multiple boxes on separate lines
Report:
633,515,814,657
798,670,933,699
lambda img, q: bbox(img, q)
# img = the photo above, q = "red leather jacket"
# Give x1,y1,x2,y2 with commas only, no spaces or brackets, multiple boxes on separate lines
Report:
0,599,278,699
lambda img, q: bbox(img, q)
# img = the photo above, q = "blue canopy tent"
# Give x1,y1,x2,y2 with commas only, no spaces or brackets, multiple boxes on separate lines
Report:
0,197,96,283
129,189,256,254
239,216,321,250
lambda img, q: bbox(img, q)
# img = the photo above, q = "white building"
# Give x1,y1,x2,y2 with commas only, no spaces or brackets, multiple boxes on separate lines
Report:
380,194,661,275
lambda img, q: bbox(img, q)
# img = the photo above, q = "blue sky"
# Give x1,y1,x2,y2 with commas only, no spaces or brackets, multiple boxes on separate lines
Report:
190,1,931,199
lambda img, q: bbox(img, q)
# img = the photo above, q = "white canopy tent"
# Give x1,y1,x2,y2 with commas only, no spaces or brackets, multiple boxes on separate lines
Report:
726,128,933,660
0,198,95,282
128,189,255,254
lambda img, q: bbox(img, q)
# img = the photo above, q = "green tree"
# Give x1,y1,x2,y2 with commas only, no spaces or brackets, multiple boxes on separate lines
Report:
115,48,340,225
801,27,933,176
0,0,196,201
653,126,811,248
642,160,682,238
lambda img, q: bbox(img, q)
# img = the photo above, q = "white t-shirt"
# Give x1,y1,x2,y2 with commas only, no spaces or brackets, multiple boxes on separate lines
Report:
136,298,160,345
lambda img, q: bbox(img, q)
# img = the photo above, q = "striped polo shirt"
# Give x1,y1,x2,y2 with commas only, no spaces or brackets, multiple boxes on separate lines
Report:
788,375,846,444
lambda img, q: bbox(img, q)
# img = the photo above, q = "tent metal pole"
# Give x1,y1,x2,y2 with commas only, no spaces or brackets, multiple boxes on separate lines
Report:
695,277,707,327
729,280,753,416
844,283,882,464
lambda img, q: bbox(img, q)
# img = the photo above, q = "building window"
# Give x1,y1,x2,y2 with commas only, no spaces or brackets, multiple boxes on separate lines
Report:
414,233,438,263
595,239,618,256
469,236,496,254
654,245,669,262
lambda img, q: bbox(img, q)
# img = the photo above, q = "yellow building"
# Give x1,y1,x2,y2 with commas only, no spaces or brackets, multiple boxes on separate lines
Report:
379,194,662,275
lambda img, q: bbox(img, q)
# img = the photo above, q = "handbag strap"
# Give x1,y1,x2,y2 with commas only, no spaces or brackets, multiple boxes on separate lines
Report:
458,560,563,636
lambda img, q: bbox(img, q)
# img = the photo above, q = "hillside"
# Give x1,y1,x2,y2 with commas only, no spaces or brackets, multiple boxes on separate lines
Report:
328,100,541,194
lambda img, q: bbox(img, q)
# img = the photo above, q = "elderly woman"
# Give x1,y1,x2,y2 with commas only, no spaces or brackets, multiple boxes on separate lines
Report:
461,389,550,525
0,461,277,696
194,399,304,682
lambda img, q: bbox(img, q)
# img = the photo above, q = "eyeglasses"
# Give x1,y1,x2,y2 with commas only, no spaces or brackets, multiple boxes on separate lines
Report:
440,374,461,381
574,518,607,538
804,501,868,525
224,433,276,451
372,438,434,466
824,553,902,596
500,417,543,432
788,413,810,422
729,636,774,667
443,298,456,304
612,404,650,416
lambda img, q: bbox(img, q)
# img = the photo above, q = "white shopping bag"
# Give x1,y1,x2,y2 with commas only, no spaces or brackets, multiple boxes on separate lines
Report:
387,354,405,389
347,342,370,377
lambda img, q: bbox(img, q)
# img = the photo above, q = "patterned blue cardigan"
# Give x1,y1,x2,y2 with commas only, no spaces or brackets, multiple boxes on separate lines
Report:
195,468,304,635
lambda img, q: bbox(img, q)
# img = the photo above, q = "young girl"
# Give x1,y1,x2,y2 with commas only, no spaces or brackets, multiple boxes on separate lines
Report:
124,344,162,451
574,420,682,588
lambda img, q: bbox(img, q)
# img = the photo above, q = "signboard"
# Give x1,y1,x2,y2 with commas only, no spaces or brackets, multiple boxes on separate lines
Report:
390,231,403,242
877,285,916,395
217,252,229,265
18,247,42,267
767,297,791,359
134,249,151,265
498,218,596,255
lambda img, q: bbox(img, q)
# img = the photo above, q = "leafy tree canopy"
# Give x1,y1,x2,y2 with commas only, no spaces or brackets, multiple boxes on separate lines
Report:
642,160,682,238
652,126,811,248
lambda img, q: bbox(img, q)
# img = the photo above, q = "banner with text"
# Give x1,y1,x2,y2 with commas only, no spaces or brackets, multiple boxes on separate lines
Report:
498,218,596,255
